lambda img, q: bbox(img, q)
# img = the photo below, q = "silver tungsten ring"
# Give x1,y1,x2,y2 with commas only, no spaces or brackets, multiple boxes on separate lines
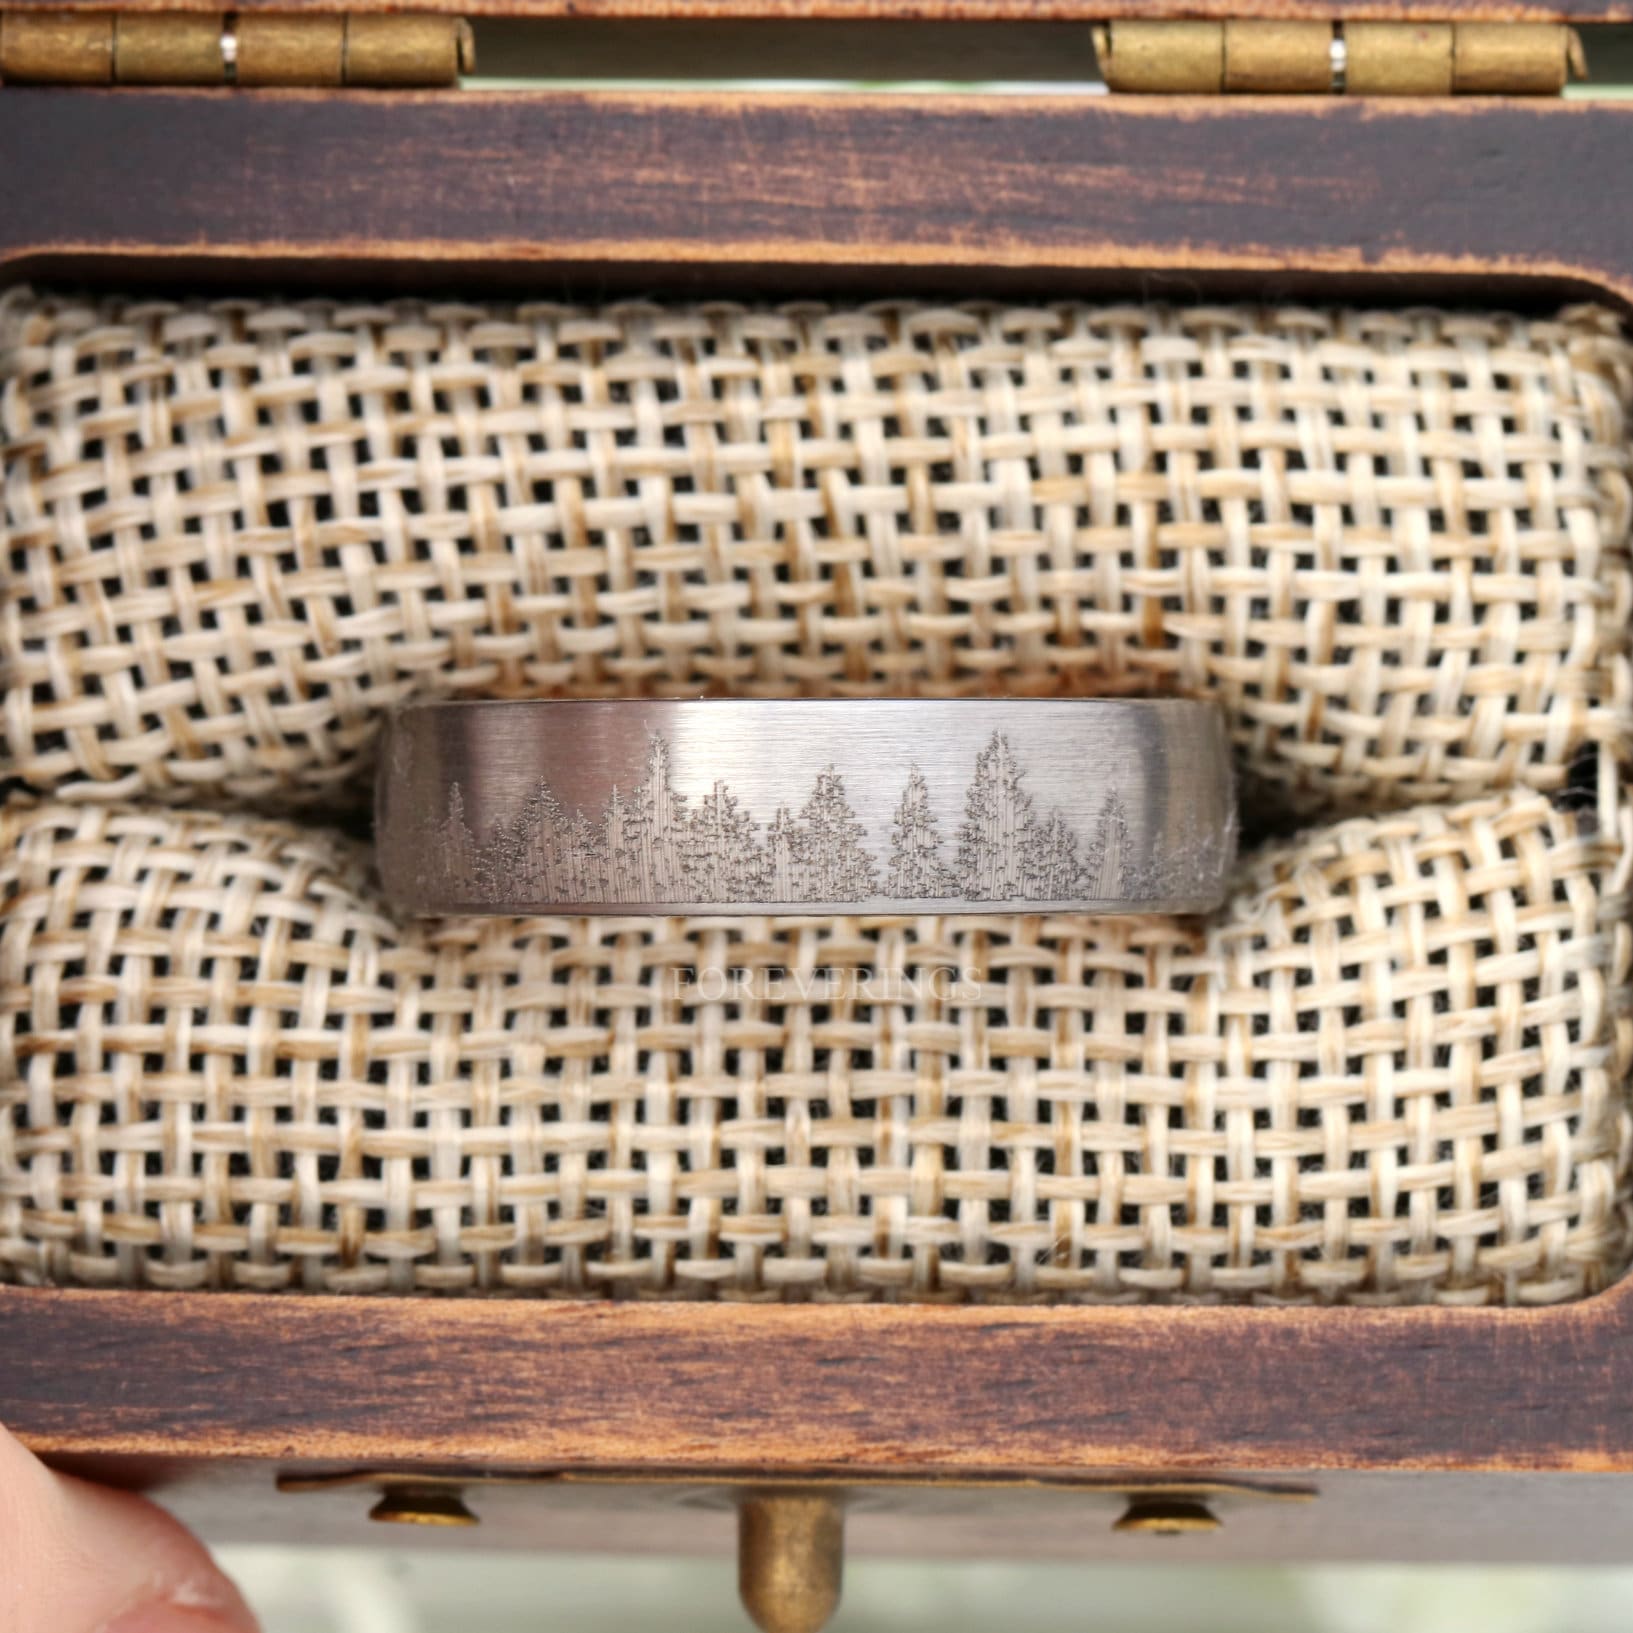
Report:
376,699,1236,917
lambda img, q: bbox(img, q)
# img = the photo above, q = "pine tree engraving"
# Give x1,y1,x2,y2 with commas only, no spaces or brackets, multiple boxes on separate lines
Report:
766,806,803,902
1083,788,1131,897
515,776,569,898
956,732,1036,899
798,765,878,901
603,786,639,904
433,780,476,896
475,796,542,901
430,728,1163,906
685,781,767,901
632,734,687,900
561,808,605,900
1029,808,1086,900
885,765,955,897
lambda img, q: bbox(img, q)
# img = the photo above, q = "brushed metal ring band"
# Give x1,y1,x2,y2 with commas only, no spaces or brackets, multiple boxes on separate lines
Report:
376,699,1236,917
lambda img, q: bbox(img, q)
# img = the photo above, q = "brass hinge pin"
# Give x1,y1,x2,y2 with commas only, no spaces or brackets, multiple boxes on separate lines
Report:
0,9,113,83
0,11,473,86
1225,20,1334,94
117,10,224,84
1095,20,1580,95
1343,23,1454,95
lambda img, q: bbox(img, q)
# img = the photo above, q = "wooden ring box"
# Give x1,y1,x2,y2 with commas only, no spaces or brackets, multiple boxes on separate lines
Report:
3,0,1633,1617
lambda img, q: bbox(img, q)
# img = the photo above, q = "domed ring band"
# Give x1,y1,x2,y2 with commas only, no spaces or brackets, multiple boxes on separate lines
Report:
376,698,1237,917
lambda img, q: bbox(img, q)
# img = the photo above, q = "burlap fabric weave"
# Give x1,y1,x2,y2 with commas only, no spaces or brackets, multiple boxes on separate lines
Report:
3,291,1632,1304
4,292,1630,815
2,790,1628,1303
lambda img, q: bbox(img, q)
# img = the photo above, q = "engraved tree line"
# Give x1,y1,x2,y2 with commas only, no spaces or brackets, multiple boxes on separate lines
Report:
426,731,1144,904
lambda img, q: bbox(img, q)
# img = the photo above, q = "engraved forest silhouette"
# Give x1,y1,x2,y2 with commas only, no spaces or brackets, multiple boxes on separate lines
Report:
426,729,1169,906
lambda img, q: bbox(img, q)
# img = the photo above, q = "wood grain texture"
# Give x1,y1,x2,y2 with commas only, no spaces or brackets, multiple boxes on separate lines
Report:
2,91,1633,307
5,89,1633,1519
6,1286,1633,1472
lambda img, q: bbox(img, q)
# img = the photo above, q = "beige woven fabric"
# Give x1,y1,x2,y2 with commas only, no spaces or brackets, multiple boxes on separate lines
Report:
4,291,1632,1306
2,789,1628,1304
3,291,1631,815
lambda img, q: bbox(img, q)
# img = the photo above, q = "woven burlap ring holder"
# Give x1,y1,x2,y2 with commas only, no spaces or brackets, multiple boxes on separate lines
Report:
2,290,1631,1305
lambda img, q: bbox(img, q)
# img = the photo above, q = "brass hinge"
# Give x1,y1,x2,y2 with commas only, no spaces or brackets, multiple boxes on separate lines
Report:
1094,21,1585,95
0,10,473,86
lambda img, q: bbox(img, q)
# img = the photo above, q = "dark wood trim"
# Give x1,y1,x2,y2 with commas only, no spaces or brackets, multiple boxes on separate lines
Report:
3,91,1633,309
3,88,1633,1496
6,1283,1633,1473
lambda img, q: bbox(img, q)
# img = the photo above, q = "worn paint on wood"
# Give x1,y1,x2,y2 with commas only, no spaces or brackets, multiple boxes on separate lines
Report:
3,88,1633,1525
2,92,1631,310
